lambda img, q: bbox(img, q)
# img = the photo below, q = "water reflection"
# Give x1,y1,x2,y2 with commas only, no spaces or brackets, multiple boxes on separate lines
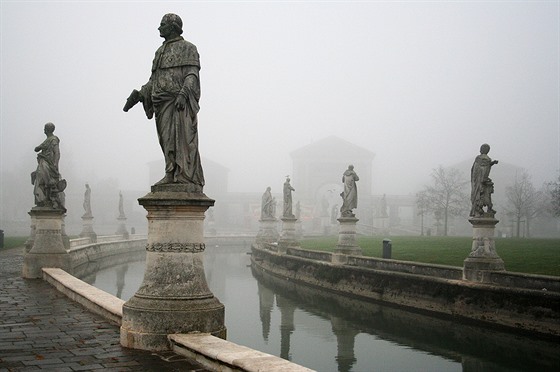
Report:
79,243,560,372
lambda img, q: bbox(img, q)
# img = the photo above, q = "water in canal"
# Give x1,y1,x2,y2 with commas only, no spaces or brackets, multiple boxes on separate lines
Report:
79,243,559,372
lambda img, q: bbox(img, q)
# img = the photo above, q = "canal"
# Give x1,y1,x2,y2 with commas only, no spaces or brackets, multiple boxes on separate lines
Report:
79,242,559,372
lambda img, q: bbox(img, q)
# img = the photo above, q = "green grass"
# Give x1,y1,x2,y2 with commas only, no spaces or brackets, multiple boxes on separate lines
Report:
1,236,27,250
301,236,560,277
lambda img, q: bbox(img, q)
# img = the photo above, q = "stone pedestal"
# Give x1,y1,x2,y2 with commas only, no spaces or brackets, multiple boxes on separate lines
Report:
116,216,129,239
22,208,70,278
79,215,97,242
463,217,505,282
120,184,226,351
256,218,279,245
278,217,299,250
24,215,37,254
335,217,362,255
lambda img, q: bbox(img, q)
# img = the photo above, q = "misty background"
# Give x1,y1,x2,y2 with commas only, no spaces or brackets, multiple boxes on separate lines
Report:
1,1,558,234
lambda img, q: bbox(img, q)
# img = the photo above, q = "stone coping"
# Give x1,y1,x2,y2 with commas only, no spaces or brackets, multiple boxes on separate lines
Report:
169,334,315,372
42,268,124,325
41,267,315,371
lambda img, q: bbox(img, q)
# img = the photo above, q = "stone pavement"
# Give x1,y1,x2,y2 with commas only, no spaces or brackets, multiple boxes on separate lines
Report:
0,247,209,371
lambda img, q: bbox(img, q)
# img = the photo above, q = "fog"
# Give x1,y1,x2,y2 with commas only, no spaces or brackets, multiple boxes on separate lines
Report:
1,1,558,216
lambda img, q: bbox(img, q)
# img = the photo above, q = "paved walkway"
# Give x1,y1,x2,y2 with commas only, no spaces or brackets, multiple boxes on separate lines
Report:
0,247,209,371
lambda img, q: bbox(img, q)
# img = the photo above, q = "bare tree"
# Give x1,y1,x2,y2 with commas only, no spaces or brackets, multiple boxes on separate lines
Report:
505,169,543,237
422,166,469,236
416,190,429,236
547,174,560,218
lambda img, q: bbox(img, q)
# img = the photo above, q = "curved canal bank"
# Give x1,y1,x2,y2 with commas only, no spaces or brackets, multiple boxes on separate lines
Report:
250,243,560,338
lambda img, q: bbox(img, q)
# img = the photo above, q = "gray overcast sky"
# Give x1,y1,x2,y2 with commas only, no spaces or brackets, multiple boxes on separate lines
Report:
1,0,558,196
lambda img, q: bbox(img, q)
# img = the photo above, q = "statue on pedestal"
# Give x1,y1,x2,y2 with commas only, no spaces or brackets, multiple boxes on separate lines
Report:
470,144,498,218
124,13,204,191
340,165,359,217
83,183,92,218
31,122,66,211
283,177,295,218
261,187,274,219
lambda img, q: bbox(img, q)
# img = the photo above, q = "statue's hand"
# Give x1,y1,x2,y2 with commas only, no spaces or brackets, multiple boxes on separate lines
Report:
123,89,141,112
175,95,187,111
34,146,40,152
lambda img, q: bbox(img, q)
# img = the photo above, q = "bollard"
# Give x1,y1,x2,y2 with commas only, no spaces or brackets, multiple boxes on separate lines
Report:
0,229,3,248
382,238,392,259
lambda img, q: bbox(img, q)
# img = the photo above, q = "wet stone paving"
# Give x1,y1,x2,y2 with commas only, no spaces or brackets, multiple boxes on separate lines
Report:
0,248,209,371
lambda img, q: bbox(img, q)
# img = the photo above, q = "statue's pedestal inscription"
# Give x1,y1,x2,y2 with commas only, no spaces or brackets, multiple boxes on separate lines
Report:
22,207,70,278
335,217,362,256
120,185,226,351
463,217,505,282
256,218,279,245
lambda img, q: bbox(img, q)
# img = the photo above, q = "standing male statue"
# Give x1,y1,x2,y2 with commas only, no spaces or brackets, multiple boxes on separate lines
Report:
340,165,359,217
470,144,498,217
124,13,204,190
283,177,296,218
31,122,66,211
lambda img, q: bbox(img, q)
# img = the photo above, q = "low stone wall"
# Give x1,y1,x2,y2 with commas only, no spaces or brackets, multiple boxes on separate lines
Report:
68,237,146,275
251,244,560,337
42,262,315,372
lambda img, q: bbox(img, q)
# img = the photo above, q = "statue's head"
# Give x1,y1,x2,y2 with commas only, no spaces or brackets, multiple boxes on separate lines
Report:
266,186,271,192
348,164,354,170
160,13,183,36
44,122,55,134
480,143,490,154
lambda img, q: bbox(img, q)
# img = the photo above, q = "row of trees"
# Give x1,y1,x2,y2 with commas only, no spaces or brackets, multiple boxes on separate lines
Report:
416,167,560,237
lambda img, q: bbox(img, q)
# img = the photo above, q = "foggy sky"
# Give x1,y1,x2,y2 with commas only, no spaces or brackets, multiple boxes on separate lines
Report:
1,1,558,199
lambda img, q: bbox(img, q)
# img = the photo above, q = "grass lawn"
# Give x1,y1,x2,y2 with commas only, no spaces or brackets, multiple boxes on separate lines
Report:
1,236,27,250
300,236,560,277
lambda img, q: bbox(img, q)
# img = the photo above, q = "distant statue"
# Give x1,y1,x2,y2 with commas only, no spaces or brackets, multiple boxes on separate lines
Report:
340,165,359,217
31,122,66,211
331,204,338,224
470,143,498,217
271,197,277,218
321,196,329,217
295,201,301,220
283,177,295,218
123,13,204,190
378,194,388,218
82,183,92,217
261,187,274,219
118,192,126,218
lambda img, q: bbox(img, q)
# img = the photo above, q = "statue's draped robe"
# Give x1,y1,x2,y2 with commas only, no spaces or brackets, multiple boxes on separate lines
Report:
33,135,61,206
341,170,359,214
140,36,204,186
261,190,273,219
283,182,295,217
470,154,492,216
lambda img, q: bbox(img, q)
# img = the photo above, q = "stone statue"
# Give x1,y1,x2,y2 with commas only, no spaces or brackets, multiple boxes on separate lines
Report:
31,122,66,211
271,197,277,218
340,165,359,217
283,177,295,218
331,204,338,224
378,194,388,218
118,192,126,218
123,13,204,191
261,187,274,219
83,183,92,217
295,201,301,220
321,196,329,217
470,144,498,218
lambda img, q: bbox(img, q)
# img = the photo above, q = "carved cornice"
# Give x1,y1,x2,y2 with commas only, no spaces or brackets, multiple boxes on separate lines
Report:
146,242,206,253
